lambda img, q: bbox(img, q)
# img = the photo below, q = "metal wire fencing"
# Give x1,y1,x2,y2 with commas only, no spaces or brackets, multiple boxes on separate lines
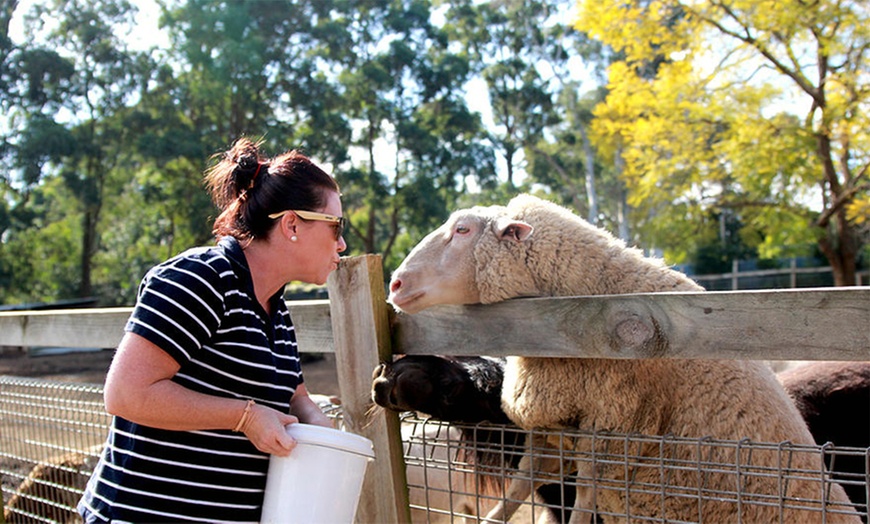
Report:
0,377,108,524
2,377,868,523
400,412,870,523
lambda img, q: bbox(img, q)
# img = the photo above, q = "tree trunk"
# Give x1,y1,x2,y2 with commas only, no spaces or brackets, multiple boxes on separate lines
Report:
817,212,859,286
614,148,630,241
814,108,859,286
579,126,598,224
80,209,95,298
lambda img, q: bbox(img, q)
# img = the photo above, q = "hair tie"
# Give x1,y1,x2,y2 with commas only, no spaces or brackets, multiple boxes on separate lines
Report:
242,163,263,192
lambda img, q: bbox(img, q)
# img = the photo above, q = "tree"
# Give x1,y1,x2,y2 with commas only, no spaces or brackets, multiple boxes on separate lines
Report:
445,0,563,188
135,0,357,252
526,85,625,229
3,0,143,300
577,0,870,285
331,0,493,268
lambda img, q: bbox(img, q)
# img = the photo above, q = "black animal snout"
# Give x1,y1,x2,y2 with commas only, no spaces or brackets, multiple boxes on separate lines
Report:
371,363,396,407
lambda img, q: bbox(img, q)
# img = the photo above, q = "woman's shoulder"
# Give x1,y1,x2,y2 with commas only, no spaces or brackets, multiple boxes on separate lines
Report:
146,244,234,285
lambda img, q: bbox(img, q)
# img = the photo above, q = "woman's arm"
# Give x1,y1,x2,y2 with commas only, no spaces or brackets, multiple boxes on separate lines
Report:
104,332,299,456
289,383,334,428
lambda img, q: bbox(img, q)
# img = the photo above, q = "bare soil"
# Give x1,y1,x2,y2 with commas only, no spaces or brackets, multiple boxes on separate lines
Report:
0,348,342,396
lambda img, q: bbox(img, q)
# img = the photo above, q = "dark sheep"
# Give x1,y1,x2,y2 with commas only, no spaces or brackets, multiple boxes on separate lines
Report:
372,355,510,425
373,355,576,523
779,361,870,521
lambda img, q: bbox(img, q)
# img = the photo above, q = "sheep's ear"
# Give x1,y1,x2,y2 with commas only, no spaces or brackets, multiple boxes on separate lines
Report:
493,217,533,243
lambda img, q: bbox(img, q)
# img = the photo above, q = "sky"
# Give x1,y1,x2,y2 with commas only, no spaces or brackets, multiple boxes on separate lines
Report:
9,0,167,50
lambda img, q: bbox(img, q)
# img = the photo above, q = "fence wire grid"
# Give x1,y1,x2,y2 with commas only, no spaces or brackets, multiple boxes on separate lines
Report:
2,377,868,524
400,413,870,523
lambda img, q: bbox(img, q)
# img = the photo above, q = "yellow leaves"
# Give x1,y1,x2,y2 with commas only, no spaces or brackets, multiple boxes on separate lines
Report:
847,198,870,225
577,0,868,266
591,54,724,209
576,0,696,63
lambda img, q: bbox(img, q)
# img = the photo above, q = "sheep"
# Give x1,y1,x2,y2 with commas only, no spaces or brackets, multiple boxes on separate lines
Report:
778,361,870,521
374,354,870,521
401,418,520,524
373,356,567,523
387,194,859,523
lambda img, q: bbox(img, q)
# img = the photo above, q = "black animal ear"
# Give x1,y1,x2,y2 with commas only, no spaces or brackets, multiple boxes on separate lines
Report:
493,217,533,243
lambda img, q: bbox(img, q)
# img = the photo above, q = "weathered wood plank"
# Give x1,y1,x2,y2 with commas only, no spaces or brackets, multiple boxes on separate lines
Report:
327,255,411,524
0,308,131,348
392,287,870,361
0,300,335,353
286,300,335,353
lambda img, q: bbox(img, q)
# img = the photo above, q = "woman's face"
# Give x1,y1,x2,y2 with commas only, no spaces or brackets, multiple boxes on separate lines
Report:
295,190,347,285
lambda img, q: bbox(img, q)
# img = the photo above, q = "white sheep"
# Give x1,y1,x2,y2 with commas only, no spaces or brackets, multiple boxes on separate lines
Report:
388,194,859,523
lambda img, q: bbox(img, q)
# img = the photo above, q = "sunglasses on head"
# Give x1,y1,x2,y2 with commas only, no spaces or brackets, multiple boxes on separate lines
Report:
268,209,347,240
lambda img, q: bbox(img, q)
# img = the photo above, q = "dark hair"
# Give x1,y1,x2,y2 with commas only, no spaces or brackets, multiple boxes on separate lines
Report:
204,137,340,242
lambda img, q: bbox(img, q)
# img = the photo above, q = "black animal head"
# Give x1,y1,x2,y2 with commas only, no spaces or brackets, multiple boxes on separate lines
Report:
371,355,510,424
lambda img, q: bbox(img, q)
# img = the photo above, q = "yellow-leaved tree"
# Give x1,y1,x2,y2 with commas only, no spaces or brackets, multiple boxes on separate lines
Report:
577,0,869,285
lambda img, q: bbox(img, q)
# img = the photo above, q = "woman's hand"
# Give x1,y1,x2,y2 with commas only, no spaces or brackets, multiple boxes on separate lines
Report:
241,404,299,456
290,384,335,429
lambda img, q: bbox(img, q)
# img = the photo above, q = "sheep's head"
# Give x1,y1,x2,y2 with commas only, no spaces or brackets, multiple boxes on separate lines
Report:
388,204,537,314
390,194,702,314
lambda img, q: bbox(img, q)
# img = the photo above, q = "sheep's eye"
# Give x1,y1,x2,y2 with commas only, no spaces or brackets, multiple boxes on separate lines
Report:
455,225,469,234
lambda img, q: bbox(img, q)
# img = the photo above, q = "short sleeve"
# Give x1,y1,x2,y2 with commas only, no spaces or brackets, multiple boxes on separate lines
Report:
125,255,226,365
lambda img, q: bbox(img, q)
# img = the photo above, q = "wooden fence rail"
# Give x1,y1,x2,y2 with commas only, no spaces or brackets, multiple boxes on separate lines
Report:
2,254,869,523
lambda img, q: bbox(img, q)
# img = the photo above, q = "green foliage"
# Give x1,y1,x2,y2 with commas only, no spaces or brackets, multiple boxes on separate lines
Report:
7,0,861,306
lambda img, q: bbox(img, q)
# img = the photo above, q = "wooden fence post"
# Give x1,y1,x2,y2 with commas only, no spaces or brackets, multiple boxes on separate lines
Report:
327,255,411,524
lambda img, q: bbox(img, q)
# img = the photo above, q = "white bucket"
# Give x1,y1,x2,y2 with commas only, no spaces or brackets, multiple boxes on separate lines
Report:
260,424,375,524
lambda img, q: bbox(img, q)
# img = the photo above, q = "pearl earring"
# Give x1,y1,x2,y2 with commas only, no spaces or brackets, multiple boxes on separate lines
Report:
290,235,298,242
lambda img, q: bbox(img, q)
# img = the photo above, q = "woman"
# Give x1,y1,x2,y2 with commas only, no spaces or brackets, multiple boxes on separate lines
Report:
78,138,345,522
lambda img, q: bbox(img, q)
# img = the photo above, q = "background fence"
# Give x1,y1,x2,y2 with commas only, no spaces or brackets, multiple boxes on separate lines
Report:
685,259,870,290
1,254,869,523
0,377,345,523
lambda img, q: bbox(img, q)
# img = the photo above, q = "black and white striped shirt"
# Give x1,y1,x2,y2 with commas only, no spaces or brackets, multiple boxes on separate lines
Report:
79,237,303,522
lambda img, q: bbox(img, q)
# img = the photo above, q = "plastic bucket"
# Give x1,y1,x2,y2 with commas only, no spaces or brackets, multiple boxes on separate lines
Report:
260,424,375,524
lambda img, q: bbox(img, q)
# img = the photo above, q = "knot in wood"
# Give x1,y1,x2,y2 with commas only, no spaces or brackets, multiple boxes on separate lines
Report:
614,315,655,351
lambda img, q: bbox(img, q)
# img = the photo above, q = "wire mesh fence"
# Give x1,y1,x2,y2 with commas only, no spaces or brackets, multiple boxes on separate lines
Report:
0,377,108,524
2,377,868,523
399,413,870,523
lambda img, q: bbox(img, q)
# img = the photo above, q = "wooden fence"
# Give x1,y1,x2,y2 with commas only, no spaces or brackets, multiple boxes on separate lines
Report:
689,259,870,290
1,254,869,523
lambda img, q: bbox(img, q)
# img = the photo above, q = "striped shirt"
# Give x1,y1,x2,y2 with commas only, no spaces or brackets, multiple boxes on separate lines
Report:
78,237,303,522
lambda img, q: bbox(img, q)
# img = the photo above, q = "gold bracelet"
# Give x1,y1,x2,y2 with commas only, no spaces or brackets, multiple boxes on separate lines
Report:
233,399,256,432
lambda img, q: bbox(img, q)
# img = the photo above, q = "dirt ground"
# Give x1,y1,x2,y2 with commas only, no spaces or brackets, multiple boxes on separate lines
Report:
0,348,342,396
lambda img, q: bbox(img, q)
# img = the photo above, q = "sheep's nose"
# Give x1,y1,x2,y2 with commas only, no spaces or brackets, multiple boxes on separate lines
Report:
389,278,402,293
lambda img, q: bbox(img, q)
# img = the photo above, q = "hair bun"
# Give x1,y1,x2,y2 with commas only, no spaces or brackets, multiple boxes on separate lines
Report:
238,154,258,173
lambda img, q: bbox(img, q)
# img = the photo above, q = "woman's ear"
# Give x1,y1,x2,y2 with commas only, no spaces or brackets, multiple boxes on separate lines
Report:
277,213,298,240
